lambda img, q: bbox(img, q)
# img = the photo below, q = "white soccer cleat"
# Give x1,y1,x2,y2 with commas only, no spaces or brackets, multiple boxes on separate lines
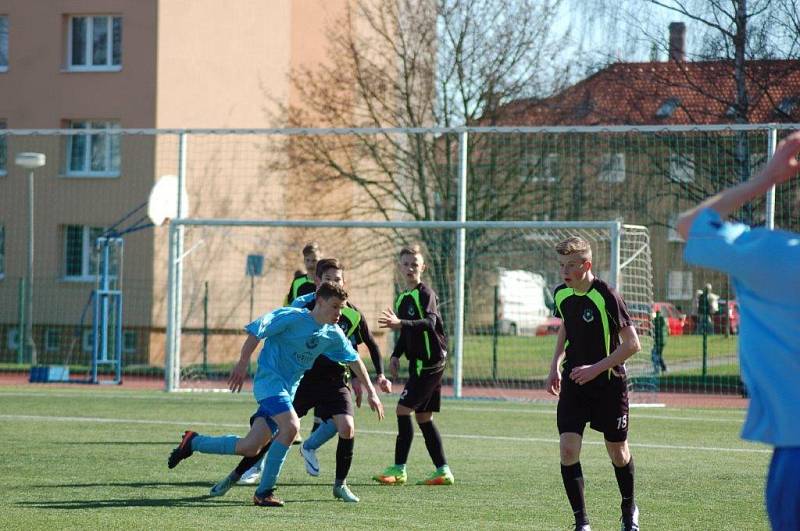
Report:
237,465,262,485
333,483,359,503
209,475,234,497
300,444,320,477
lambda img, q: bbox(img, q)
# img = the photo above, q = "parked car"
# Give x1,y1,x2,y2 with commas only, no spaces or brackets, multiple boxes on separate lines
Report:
535,316,562,336
683,299,739,335
627,302,686,336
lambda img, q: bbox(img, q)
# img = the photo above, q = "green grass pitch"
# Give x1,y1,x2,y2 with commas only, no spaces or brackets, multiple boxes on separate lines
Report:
0,386,767,530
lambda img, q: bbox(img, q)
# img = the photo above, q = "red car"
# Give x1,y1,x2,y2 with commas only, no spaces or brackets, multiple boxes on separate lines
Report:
683,299,740,335
535,316,562,336
628,302,686,336
652,302,687,336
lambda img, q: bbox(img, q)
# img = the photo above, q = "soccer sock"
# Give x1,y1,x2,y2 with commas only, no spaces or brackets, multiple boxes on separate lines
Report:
614,457,636,511
310,416,322,434
561,462,588,525
418,420,447,469
191,434,238,455
255,440,290,496
303,418,337,451
234,444,269,476
334,436,355,486
395,415,414,466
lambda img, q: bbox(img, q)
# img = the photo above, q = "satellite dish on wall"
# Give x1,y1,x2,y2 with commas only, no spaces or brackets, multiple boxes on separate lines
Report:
147,175,190,226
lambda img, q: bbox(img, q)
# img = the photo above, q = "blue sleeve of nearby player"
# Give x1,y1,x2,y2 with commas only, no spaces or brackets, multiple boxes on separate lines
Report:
244,307,297,340
684,208,755,279
291,292,315,308
322,327,359,364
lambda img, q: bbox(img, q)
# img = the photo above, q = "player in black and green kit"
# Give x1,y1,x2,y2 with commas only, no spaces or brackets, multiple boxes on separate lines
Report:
374,245,454,486
546,237,641,531
284,242,320,304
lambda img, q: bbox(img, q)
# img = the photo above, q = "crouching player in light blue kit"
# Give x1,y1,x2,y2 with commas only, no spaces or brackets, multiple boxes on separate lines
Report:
677,131,800,530
167,281,385,507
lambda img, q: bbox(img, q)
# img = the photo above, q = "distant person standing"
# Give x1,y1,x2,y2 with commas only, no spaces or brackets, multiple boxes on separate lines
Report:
677,131,800,530
285,242,321,304
651,310,668,373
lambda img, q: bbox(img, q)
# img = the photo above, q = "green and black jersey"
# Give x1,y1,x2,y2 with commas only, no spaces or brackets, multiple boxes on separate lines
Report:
285,275,315,305
553,278,632,383
300,297,383,383
391,282,448,375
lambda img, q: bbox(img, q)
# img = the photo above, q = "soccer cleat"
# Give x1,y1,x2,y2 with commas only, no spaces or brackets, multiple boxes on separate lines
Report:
333,483,360,503
237,465,262,485
416,466,454,485
292,434,304,446
168,430,197,469
299,444,320,477
253,491,284,507
620,504,639,531
209,475,234,497
575,524,592,531
372,464,407,485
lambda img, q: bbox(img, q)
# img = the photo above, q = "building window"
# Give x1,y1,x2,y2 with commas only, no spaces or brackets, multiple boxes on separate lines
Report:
656,97,680,119
667,270,693,300
598,153,626,183
6,328,19,352
667,214,684,242
669,153,694,183
68,15,121,71
123,330,137,353
66,121,120,176
0,120,6,175
45,329,61,352
64,225,104,280
0,16,7,71
522,153,559,183
82,329,94,353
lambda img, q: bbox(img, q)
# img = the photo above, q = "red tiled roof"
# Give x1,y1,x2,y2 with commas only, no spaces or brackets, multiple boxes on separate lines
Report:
498,60,800,125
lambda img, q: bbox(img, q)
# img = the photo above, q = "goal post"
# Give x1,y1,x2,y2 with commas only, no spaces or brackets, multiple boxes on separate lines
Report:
165,218,654,401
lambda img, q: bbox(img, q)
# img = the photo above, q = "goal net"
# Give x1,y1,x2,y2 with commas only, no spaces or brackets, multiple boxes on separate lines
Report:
165,219,655,402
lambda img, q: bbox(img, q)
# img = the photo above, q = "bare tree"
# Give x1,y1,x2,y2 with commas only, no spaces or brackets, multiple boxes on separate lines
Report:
269,0,570,312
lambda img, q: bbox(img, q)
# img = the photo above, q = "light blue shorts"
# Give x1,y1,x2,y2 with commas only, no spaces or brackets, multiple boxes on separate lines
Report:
249,393,294,436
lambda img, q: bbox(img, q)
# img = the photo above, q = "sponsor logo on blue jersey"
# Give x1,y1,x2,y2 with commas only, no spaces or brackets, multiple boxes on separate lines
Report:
306,335,320,349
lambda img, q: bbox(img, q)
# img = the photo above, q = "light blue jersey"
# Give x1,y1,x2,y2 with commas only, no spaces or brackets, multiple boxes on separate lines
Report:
291,292,315,308
685,208,800,446
244,306,358,402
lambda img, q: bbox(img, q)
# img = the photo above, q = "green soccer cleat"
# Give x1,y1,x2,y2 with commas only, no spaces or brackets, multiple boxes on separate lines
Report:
209,474,235,497
333,483,360,503
372,464,407,485
416,466,454,485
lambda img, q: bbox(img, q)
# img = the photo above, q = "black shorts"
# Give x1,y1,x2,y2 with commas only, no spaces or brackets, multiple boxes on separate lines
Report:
398,366,444,413
293,376,354,420
557,372,629,442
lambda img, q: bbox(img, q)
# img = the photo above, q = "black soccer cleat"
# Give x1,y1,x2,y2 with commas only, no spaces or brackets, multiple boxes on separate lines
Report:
168,430,198,469
620,504,640,531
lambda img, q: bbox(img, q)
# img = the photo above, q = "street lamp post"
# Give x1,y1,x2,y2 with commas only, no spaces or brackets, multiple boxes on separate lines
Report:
15,152,46,366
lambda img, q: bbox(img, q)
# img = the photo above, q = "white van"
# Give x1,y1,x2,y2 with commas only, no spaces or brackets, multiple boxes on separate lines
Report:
495,269,552,336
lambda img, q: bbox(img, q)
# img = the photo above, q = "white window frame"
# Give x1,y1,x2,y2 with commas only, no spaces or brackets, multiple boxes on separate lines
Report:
44,329,61,352
123,330,137,353
0,120,7,176
598,152,626,183
65,120,121,177
522,152,559,183
64,225,104,281
6,328,19,351
667,213,684,242
0,16,8,72
67,15,121,72
669,152,695,183
667,270,693,300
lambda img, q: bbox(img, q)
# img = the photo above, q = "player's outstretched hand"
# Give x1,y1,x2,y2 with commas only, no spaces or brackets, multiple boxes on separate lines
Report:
351,376,364,408
569,364,602,386
760,131,800,186
389,356,400,380
228,358,249,393
378,308,402,330
377,373,393,393
367,392,385,420
546,367,561,396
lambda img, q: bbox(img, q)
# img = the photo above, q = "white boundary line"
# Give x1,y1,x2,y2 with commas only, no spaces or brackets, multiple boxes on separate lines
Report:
0,414,769,454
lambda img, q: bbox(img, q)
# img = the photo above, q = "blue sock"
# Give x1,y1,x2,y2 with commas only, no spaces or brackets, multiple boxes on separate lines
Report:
255,441,290,495
191,434,238,455
303,419,337,450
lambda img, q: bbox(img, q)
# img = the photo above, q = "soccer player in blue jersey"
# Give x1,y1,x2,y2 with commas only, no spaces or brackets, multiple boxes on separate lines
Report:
167,281,385,507
210,258,391,502
547,237,641,531
677,131,800,531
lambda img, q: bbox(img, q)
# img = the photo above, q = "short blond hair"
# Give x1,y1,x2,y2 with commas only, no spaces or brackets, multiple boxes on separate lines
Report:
556,237,592,262
399,244,424,260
